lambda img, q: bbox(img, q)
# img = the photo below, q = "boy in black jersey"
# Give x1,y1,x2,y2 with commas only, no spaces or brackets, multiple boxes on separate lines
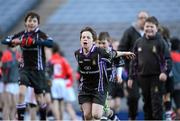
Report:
1,11,53,120
98,32,124,121
74,27,135,120
129,16,171,120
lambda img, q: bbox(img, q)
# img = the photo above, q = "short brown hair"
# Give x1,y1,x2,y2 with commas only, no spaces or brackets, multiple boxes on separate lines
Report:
98,32,110,42
24,11,40,24
145,16,159,27
80,27,97,41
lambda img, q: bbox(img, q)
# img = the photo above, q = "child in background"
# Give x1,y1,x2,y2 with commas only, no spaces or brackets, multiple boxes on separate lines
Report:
129,16,171,120
1,11,53,120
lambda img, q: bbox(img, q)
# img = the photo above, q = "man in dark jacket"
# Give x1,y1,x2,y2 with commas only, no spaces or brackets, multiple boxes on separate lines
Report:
118,11,149,120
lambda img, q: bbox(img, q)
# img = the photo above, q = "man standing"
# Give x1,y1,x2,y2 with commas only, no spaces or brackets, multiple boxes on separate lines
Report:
118,11,149,120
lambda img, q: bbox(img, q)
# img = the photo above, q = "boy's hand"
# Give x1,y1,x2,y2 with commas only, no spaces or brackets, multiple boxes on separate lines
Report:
124,52,136,60
127,79,133,88
159,72,167,82
116,75,123,84
11,38,21,46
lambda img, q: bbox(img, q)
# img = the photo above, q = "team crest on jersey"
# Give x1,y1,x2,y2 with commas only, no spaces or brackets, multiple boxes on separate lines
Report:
152,46,157,53
138,47,142,52
92,60,96,65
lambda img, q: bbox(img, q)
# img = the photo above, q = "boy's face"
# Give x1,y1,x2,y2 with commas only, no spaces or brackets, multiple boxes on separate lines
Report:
80,31,94,50
144,22,158,39
98,40,109,49
25,16,39,32
95,39,100,47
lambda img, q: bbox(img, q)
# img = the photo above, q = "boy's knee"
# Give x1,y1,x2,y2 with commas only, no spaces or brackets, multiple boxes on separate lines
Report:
18,93,25,103
92,113,101,120
84,112,92,120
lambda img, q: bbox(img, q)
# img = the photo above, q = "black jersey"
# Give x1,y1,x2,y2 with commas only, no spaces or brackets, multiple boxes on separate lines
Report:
129,33,171,78
74,45,117,92
104,47,125,82
2,28,53,71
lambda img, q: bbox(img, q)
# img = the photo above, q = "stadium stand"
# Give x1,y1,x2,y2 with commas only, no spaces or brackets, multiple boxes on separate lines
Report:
0,0,39,36
42,0,180,70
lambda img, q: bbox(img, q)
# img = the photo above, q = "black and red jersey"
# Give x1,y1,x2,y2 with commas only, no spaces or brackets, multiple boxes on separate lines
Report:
2,28,53,70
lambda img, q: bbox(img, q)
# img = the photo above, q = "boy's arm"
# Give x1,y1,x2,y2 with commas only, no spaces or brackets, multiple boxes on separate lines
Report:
160,39,172,75
158,39,172,81
34,31,53,47
1,32,23,46
1,31,24,46
35,37,53,47
116,51,135,59
1,36,20,46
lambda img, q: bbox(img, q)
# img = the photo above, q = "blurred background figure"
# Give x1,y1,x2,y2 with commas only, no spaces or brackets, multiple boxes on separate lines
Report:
48,43,77,120
159,25,176,120
98,32,123,120
170,37,180,120
1,46,20,120
118,10,149,120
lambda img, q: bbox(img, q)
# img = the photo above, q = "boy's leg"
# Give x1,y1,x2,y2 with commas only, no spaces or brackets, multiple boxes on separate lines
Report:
51,99,60,120
101,98,109,120
127,80,140,120
16,85,27,120
32,70,48,120
139,76,153,120
164,93,176,120
102,95,118,120
81,102,92,120
28,104,37,120
2,91,11,120
36,93,47,120
173,90,180,119
66,102,77,120
151,77,163,120
163,77,176,120
92,103,103,120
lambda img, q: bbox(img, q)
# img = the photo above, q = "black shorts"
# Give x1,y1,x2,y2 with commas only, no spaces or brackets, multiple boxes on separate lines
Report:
43,79,51,93
109,82,124,98
19,69,46,94
78,90,107,106
173,90,180,109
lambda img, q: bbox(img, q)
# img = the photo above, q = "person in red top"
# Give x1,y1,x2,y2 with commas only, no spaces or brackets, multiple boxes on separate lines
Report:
48,43,74,120
1,46,20,120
